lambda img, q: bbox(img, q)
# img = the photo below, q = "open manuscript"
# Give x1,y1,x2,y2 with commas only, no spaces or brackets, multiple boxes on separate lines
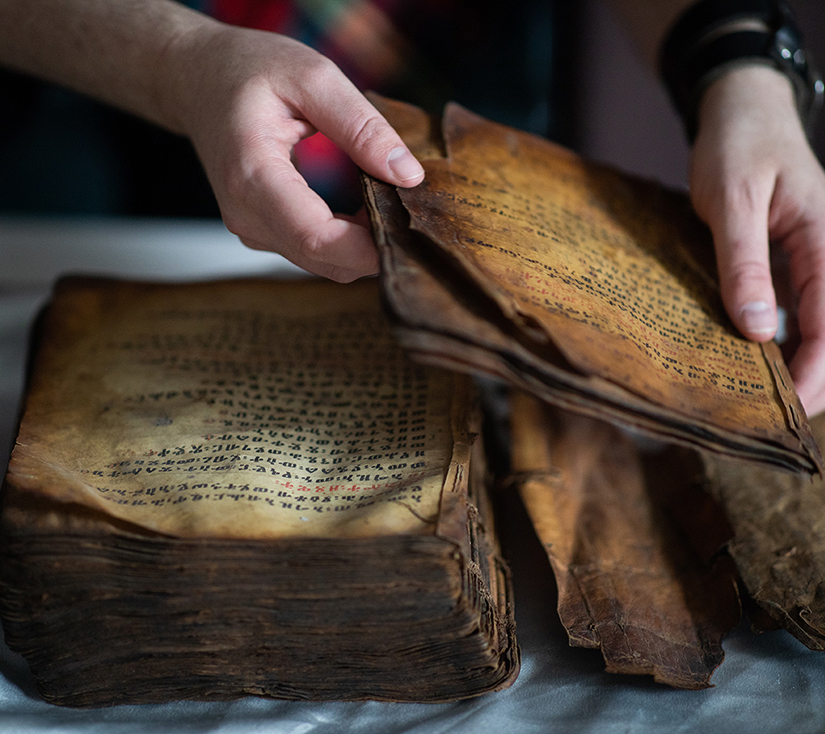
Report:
0,277,518,707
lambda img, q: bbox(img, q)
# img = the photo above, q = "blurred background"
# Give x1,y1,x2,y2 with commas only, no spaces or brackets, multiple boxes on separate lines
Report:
578,0,825,188
0,0,822,220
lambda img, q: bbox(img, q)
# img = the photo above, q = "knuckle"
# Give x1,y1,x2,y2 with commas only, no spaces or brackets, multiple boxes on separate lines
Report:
720,168,777,215
294,226,325,260
349,113,390,154
722,182,760,213
725,258,772,287
301,53,343,91
221,153,298,222
222,162,250,206
218,143,262,204
695,173,772,228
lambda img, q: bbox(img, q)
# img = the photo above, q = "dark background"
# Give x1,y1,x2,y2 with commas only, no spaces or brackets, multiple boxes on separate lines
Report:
0,0,822,219
577,0,825,189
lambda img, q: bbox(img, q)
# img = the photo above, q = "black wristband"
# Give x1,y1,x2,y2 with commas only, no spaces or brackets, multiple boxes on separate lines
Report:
659,0,824,142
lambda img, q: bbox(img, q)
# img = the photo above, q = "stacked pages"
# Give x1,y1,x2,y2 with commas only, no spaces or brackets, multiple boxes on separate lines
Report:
0,278,518,706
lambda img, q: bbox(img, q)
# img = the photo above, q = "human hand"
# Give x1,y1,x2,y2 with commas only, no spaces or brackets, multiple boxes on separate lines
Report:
163,20,424,282
689,65,825,416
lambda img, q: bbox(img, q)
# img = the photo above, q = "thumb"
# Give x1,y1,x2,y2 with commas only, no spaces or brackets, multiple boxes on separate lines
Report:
705,185,778,342
295,67,425,188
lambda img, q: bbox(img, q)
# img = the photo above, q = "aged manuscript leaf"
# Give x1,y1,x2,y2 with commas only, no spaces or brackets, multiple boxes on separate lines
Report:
364,95,821,474
509,392,740,689
8,278,453,539
703,412,825,650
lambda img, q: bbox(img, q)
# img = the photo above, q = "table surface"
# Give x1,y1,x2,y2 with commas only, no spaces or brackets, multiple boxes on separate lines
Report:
1,217,824,734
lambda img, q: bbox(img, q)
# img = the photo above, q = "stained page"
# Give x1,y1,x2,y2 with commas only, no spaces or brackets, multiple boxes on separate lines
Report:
509,392,740,689
7,278,459,539
365,95,820,473
402,104,808,450
703,411,825,650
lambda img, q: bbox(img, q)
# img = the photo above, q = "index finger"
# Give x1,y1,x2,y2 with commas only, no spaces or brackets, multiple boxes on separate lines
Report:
239,155,380,282
287,60,425,188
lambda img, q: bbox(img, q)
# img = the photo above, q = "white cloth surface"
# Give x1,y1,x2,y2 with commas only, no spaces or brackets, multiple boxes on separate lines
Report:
1,217,824,734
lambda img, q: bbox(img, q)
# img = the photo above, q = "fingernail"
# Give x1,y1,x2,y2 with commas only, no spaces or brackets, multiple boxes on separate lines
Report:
740,301,777,337
387,147,424,183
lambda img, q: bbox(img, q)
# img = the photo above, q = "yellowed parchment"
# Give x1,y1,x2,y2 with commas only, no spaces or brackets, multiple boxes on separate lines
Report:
397,103,794,444
8,278,456,539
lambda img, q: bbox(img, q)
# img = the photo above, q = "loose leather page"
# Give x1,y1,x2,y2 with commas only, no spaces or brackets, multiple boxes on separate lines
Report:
509,392,740,689
703,412,825,650
365,94,821,474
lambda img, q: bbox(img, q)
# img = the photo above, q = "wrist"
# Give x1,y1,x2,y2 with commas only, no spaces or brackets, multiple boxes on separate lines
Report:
146,6,222,136
696,63,798,140
660,0,824,142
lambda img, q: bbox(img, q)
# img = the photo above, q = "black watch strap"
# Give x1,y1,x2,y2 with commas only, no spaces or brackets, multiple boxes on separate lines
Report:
659,0,824,142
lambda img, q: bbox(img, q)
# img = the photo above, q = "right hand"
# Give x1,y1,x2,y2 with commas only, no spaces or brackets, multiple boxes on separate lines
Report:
163,21,424,282
689,66,825,416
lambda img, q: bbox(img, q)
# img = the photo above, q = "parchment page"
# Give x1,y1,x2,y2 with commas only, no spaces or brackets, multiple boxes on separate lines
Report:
396,102,809,455
703,411,825,650
8,279,455,539
509,392,740,689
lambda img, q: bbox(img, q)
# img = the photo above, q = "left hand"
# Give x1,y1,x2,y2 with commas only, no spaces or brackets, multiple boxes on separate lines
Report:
159,20,425,283
689,64,825,416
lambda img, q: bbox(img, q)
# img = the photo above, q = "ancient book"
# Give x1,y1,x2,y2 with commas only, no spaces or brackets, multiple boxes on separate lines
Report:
363,95,822,475
0,277,519,707
4,99,821,706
